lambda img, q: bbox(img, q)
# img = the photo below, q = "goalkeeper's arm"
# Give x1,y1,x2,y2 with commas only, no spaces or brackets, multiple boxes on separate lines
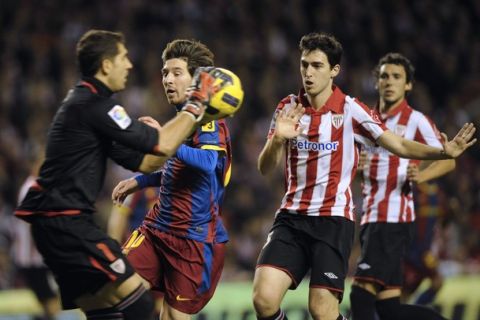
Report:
139,145,219,180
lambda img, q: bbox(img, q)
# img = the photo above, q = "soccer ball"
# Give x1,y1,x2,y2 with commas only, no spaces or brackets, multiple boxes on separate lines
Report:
203,67,244,122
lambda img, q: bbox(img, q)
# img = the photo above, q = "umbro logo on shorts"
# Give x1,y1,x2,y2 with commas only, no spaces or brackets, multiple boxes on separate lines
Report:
358,263,371,270
324,272,338,279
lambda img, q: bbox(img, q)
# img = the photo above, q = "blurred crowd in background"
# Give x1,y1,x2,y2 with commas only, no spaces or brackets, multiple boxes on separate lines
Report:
1,0,480,290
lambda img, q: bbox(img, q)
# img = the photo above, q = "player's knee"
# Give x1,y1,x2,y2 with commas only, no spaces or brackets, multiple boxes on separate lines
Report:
163,304,193,320
308,289,338,320
252,287,280,316
116,285,155,320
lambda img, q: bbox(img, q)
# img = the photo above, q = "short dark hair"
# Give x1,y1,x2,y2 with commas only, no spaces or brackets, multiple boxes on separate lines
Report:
374,52,415,83
162,39,214,76
299,32,343,68
76,29,125,77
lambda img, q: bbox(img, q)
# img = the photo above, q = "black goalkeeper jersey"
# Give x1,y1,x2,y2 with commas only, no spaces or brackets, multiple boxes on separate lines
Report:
16,77,159,216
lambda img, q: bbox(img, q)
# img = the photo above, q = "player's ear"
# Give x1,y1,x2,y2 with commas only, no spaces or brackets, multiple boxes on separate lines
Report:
405,81,412,91
330,64,340,78
101,58,113,75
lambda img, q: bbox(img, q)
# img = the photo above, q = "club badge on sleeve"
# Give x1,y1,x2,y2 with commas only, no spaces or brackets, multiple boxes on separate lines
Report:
108,105,132,129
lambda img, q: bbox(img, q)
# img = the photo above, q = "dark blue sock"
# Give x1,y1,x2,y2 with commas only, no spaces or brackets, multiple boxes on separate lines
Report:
415,288,438,305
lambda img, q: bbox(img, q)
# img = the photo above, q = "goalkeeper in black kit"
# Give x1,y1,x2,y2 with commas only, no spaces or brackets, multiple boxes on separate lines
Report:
15,29,224,320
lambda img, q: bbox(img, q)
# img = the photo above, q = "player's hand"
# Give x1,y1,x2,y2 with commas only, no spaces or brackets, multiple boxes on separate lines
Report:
407,163,419,183
112,178,139,205
139,116,162,131
357,150,368,171
182,67,217,122
274,100,305,140
442,123,477,158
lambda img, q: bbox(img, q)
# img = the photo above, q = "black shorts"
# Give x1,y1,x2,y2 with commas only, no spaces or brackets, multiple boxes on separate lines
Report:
17,267,58,301
30,214,135,309
257,213,355,297
353,222,415,289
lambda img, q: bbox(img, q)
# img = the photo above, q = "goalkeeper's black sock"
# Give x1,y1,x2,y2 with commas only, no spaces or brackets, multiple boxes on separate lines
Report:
376,297,447,320
257,309,287,320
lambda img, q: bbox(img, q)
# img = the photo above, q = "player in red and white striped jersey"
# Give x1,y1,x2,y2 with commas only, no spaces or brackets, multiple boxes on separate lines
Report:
350,53,454,320
253,33,476,320
11,155,61,320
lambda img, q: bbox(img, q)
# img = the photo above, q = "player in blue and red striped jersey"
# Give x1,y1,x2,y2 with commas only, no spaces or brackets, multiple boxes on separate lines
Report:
402,179,445,306
110,39,232,319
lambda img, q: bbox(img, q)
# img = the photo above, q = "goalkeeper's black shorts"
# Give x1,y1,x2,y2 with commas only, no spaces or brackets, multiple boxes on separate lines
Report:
29,213,135,309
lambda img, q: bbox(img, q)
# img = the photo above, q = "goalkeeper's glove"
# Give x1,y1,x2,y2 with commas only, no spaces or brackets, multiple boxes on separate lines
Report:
181,67,217,123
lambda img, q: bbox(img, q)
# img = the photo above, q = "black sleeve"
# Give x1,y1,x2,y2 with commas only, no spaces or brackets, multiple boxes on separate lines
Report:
108,141,145,171
87,101,159,153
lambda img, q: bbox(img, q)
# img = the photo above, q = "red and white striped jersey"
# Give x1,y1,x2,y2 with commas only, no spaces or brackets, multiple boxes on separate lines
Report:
12,176,45,267
267,86,386,221
360,100,443,224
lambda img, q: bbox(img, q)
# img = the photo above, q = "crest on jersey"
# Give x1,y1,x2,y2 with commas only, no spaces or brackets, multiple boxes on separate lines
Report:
395,124,406,137
108,105,132,129
110,258,126,274
369,109,382,123
331,114,344,129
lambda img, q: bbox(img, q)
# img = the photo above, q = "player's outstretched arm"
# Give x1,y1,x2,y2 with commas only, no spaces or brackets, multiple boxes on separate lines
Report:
377,123,476,160
107,204,130,243
355,150,368,178
112,178,139,205
112,171,162,205
442,123,477,157
258,103,304,175
135,116,170,172
407,159,455,184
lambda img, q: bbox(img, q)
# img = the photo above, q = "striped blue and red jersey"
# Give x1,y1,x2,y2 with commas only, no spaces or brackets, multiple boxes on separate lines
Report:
123,187,158,231
144,119,231,243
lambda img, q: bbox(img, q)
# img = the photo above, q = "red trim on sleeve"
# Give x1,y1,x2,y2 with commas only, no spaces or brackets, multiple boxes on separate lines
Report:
81,81,98,94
